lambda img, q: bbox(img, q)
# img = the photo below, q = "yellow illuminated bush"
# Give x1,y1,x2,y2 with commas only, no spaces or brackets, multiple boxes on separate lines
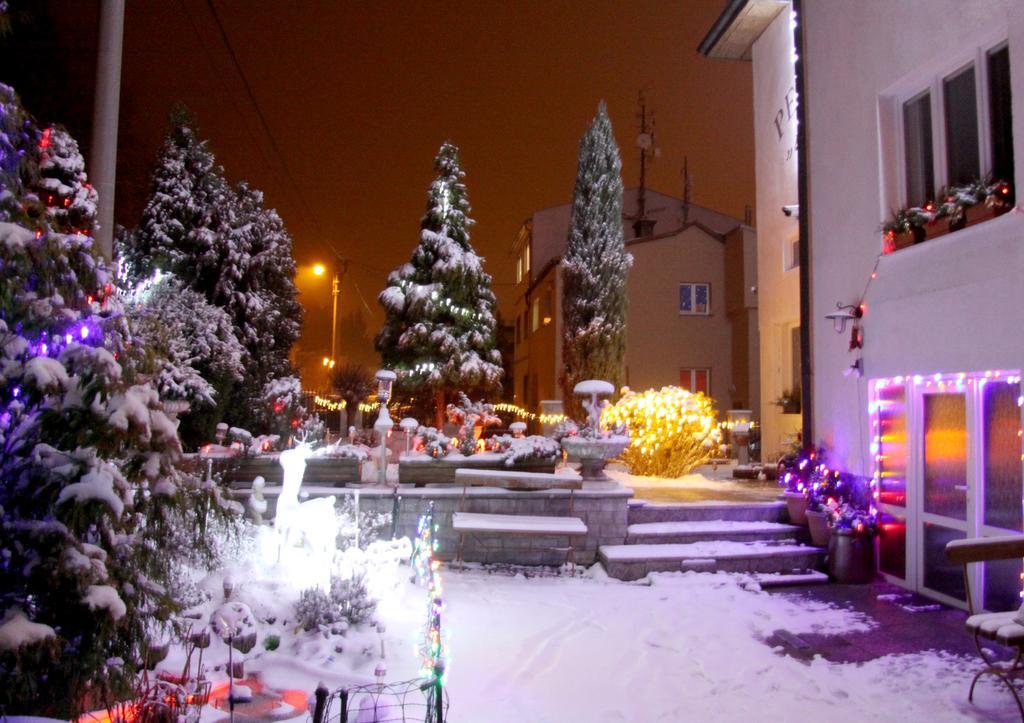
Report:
603,386,722,477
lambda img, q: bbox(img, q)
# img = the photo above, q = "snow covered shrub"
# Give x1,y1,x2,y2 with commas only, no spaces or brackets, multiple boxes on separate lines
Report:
336,496,391,549
330,571,376,626
0,85,239,716
297,413,326,446
416,425,452,459
561,102,632,419
259,375,307,443
603,386,722,478
36,125,97,235
495,434,562,467
376,142,502,427
316,442,370,461
445,393,500,438
122,273,245,449
295,587,334,632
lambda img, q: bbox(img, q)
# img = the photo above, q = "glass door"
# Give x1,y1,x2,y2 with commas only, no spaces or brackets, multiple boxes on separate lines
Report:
977,379,1024,611
919,389,971,604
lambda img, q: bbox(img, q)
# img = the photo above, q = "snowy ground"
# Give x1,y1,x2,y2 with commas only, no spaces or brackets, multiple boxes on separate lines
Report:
605,463,781,504
168,545,1017,722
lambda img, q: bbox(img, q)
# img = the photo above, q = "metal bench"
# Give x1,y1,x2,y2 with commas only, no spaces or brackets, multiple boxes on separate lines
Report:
453,469,587,567
946,534,1024,719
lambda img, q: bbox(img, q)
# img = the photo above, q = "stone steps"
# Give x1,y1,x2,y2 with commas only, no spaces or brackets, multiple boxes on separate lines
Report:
598,540,826,582
625,520,805,545
627,500,788,524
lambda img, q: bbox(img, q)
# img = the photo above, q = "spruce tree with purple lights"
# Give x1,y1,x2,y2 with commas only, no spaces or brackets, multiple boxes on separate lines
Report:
0,85,236,715
561,102,631,419
376,142,502,427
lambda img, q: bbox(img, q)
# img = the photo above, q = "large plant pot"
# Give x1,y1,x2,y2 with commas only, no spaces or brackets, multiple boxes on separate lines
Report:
806,509,832,547
828,529,876,584
782,491,808,525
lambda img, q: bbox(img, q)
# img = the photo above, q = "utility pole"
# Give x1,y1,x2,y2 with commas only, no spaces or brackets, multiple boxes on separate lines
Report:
633,92,658,239
91,0,125,261
330,258,349,364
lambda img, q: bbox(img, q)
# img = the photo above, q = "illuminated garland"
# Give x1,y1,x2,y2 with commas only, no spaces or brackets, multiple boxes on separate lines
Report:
491,402,566,425
313,395,346,412
411,502,448,684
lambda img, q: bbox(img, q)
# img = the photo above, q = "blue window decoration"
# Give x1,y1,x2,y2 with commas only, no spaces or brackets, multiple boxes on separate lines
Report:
679,283,710,315
679,284,692,313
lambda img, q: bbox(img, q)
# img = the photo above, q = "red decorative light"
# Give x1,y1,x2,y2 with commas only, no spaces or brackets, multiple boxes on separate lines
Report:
39,127,51,149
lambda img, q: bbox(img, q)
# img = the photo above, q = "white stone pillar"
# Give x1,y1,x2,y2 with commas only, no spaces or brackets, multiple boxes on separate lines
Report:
90,0,125,261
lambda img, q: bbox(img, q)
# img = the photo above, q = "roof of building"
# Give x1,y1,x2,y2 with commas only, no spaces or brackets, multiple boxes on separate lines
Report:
698,0,789,60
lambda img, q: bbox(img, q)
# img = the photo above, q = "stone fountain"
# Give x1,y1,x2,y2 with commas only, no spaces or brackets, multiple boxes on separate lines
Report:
560,379,630,488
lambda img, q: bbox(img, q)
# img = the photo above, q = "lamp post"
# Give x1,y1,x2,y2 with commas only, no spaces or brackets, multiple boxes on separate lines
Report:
374,370,396,487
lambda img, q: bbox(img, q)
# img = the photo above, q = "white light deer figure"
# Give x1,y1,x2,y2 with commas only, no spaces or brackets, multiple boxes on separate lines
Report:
275,432,338,568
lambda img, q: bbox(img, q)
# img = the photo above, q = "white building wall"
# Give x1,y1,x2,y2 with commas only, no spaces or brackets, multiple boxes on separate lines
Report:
751,7,802,459
804,0,1024,475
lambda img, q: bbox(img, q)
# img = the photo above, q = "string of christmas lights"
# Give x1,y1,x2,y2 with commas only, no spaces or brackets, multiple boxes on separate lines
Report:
411,502,448,685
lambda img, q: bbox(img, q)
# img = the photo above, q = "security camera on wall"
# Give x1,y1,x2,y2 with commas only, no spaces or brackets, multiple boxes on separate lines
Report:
781,204,800,218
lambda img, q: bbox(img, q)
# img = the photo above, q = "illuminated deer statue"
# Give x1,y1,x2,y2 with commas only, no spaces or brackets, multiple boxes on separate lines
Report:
275,432,338,565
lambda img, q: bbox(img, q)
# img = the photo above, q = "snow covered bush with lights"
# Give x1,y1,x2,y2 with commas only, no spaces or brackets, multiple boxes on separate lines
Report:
602,386,722,477
36,125,97,235
561,102,632,419
376,142,503,426
0,84,239,715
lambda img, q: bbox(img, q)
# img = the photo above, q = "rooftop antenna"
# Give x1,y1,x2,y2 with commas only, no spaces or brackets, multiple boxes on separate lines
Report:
682,156,693,225
633,91,659,238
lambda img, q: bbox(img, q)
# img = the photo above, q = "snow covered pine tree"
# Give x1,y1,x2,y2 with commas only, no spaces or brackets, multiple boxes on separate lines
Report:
561,102,632,419
119,108,303,436
376,142,502,426
0,85,237,715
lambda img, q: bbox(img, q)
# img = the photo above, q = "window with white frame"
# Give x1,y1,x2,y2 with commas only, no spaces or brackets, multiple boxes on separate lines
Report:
898,40,1014,208
680,368,710,395
679,282,710,315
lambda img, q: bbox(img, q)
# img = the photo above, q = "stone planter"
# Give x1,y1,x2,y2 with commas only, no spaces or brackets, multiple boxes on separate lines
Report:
398,455,557,485
782,491,808,525
222,456,360,488
806,509,832,547
828,529,876,584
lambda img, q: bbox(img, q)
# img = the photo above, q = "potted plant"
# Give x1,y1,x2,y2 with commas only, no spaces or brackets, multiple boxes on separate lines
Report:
805,494,834,547
772,387,801,415
777,445,814,525
827,504,877,584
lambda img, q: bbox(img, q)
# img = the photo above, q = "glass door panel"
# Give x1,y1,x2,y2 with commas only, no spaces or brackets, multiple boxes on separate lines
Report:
923,393,968,520
879,385,908,506
984,558,1023,612
983,380,1023,532
924,523,966,600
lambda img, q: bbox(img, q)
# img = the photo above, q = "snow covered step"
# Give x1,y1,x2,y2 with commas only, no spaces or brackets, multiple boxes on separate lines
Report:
751,570,830,588
598,541,825,581
627,501,788,525
625,520,805,545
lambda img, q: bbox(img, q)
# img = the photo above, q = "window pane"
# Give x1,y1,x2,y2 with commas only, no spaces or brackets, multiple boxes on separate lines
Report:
924,522,966,600
983,380,1022,531
984,557,1023,612
944,65,980,185
923,393,967,520
989,45,1015,202
878,385,908,507
679,369,692,392
695,284,709,314
694,369,709,395
879,511,906,579
679,284,692,313
904,92,935,205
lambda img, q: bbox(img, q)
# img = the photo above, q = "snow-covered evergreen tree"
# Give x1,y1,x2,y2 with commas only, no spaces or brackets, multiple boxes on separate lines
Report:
561,102,632,418
119,110,302,432
0,84,237,715
124,274,246,449
35,125,98,235
376,142,502,426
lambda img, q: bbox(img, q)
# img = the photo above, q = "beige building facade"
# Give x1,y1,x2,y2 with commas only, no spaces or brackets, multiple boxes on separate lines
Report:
510,188,759,425
700,1,802,462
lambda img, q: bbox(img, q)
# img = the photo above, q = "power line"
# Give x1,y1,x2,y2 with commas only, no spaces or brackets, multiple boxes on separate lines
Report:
203,0,344,261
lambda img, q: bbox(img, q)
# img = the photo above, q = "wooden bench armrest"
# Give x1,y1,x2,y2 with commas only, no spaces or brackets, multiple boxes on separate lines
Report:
946,535,1024,565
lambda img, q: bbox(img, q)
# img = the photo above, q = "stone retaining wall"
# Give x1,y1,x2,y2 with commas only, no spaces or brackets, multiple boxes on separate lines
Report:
237,485,632,566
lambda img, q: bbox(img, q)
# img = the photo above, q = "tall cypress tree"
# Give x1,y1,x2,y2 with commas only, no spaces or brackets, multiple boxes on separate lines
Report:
376,142,502,426
561,102,632,418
